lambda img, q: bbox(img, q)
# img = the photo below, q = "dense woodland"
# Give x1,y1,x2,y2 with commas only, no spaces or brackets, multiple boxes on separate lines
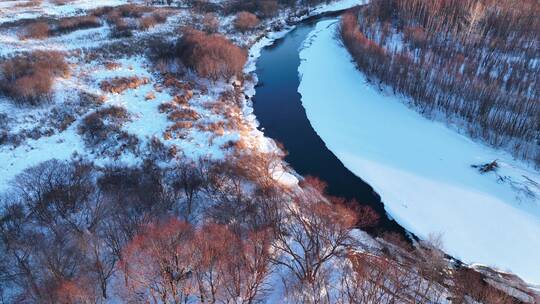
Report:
340,0,539,166
0,156,516,303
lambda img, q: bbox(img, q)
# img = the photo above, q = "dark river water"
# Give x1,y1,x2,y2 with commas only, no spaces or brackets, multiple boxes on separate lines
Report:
252,17,408,235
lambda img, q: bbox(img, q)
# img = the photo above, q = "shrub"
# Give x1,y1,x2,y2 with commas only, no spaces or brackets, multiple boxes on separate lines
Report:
202,13,219,33
16,0,42,7
56,15,101,33
139,15,158,30
99,76,149,94
106,9,141,38
152,12,168,23
222,0,257,15
118,4,148,18
19,22,50,39
258,0,279,18
158,102,176,113
167,108,200,121
78,106,130,147
109,16,134,38
51,0,73,5
234,11,260,32
0,51,69,105
90,6,115,17
176,28,247,80
138,13,167,30
191,0,222,13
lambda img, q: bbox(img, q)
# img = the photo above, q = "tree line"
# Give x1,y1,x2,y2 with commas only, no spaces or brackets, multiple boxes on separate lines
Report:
340,0,539,166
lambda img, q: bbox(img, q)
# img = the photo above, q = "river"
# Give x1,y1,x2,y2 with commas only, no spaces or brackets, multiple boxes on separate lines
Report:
251,17,407,235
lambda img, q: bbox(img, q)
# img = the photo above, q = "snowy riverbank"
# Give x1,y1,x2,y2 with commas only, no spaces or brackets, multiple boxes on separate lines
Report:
298,19,540,284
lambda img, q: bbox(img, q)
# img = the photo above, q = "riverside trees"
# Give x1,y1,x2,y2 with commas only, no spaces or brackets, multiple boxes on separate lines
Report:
340,0,540,166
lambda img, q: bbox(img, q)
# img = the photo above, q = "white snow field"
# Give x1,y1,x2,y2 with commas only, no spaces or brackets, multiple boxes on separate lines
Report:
298,19,540,284
0,0,127,24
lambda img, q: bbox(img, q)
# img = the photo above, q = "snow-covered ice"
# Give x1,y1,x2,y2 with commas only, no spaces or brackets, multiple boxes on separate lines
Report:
298,19,540,284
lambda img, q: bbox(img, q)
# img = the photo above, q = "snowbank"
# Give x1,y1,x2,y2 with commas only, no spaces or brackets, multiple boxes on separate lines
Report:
298,19,540,284
242,0,367,188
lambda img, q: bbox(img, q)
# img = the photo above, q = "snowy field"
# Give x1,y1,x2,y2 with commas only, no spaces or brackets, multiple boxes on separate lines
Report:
0,0,366,193
0,0,127,24
298,19,540,284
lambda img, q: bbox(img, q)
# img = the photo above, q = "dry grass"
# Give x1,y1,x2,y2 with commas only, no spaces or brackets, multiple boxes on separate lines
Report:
15,0,42,8
167,108,200,121
164,121,194,140
169,121,193,131
78,106,131,148
139,12,168,30
197,121,225,136
145,91,156,100
100,76,150,94
0,51,69,105
56,15,101,33
105,62,121,70
176,28,247,80
158,102,176,113
19,22,50,40
50,0,74,5
234,11,260,32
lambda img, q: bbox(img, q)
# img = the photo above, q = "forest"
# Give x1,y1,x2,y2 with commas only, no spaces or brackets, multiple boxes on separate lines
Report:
0,155,515,303
340,0,539,166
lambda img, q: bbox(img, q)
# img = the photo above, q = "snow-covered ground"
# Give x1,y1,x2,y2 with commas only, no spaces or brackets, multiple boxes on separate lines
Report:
0,0,127,24
0,0,366,193
298,19,540,284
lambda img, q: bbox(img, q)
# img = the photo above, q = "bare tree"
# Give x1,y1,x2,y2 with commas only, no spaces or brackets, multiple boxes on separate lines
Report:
271,195,357,303
118,218,194,304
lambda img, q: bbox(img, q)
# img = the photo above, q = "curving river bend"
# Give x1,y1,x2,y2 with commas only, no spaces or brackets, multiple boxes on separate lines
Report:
251,17,407,235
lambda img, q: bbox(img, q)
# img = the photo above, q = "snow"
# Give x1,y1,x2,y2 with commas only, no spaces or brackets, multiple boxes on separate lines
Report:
0,55,235,191
0,0,365,194
0,0,127,24
297,19,540,284
0,124,85,191
309,0,367,15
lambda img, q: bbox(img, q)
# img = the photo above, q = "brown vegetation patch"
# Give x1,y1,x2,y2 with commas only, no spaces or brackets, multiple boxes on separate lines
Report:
167,108,200,121
56,15,101,33
78,105,134,150
0,51,69,105
105,61,121,70
19,14,102,39
51,0,74,5
107,14,134,38
172,94,188,105
139,12,169,30
19,22,50,39
169,121,193,131
100,76,149,94
164,121,193,140
234,11,260,32
117,4,151,18
197,121,225,136
158,101,176,113
145,91,156,100
202,13,219,33
15,0,42,8
176,28,247,80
